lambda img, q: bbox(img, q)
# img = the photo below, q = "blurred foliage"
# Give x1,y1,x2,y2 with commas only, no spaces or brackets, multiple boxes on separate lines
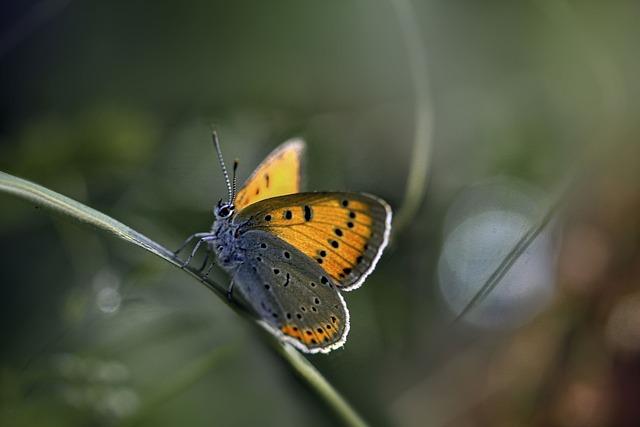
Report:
1,0,639,426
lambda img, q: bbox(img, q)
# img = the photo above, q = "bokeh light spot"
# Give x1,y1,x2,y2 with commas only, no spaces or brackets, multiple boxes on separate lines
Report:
438,179,556,329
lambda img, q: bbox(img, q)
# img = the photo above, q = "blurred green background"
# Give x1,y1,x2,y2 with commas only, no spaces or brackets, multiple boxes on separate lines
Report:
1,1,639,426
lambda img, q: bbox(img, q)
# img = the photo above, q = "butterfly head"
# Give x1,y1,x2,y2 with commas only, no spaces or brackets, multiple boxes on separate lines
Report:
214,199,235,220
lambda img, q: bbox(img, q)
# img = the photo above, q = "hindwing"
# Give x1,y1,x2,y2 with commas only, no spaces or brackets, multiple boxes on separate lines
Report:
232,231,349,353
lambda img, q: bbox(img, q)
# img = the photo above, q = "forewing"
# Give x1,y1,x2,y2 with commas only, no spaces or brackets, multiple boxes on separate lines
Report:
234,192,392,291
232,231,349,353
234,139,305,211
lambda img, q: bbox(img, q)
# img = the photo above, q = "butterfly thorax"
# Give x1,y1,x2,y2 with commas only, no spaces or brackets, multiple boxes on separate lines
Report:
209,217,246,271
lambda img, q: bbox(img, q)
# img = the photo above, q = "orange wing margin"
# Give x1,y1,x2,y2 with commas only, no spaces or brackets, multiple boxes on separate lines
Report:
234,139,305,211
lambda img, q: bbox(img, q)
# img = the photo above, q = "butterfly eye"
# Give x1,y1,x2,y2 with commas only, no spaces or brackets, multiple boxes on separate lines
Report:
215,203,234,219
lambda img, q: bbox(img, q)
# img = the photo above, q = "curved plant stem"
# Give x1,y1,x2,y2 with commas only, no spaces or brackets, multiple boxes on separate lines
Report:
277,344,368,427
389,0,434,237
0,170,369,427
0,171,211,287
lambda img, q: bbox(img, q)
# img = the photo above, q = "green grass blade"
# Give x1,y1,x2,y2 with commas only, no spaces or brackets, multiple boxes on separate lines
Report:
0,170,369,427
389,0,435,237
0,170,230,298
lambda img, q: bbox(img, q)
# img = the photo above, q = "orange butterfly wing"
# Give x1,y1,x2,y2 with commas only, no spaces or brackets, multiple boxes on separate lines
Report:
234,192,392,290
233,139,304,211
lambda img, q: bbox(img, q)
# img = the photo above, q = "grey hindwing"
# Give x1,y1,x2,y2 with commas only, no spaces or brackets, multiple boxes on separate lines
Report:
232,230,349,353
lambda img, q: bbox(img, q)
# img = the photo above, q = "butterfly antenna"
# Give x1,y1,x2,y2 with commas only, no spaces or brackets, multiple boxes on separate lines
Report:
231,159,239,202
211,131,233,203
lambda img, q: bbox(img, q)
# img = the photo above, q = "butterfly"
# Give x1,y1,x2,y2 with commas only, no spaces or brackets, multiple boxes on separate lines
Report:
175,132,392,353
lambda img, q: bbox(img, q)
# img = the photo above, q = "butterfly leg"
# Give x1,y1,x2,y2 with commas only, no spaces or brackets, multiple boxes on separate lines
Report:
174,232,213,258
203,262,215,278
196,249,211,273
181,236,215,268
226,280,235,302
